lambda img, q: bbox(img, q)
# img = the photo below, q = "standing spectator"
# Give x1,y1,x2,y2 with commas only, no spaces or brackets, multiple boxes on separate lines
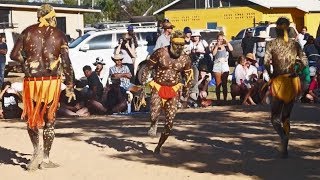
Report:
153,22,174,51
83,65,107,115
0,35,7,88
212,33,233,104
115,37,136,83
0,81,22,119
303,36,320,68
126,25,138,48
183,27,193,55
241,28,257,56
93,57,108,87
253,31,269,76
297,26,308,48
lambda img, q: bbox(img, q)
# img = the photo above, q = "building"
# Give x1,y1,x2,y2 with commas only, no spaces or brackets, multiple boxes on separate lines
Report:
0,1,100,39
153,0,320,39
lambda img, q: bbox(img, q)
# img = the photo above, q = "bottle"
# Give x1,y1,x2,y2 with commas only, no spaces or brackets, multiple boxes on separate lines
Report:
127,101,131,114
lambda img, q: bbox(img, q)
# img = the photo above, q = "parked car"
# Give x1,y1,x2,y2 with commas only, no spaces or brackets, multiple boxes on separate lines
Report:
229,22,299,63
68,22,158,84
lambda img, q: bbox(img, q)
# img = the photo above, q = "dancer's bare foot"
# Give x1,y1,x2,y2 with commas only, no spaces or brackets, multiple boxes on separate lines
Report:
27,148,43,171
148,123,157,137
39,161,60,169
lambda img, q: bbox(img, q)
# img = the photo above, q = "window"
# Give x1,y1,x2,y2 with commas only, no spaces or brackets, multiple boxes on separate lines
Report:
235,29,245,40
116,33,125,42
200,31,219,44
269,27,297,39
69,33,90,48
207,22,217,29
87,34,112,50
139,32,157,46
254,26,267,37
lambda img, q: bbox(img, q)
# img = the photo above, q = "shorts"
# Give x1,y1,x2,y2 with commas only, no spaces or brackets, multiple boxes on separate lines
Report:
212,62,229,73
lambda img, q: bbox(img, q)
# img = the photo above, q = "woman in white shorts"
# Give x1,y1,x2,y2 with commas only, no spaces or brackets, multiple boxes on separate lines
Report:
212,33,233,103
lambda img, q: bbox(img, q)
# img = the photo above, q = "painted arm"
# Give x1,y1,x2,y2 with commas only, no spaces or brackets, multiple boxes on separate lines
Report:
141,51,158,85
60,36,74,86
264,41,272,77
10,33,24,63
182,56,194,98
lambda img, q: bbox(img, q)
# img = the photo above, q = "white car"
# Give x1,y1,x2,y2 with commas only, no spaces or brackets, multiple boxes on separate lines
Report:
68,23,157,85
229,22,298,64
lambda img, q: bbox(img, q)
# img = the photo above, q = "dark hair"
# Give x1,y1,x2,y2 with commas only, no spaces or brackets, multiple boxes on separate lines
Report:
2,81,11,90
82,65,92,72
237,55,246,64
276,17,290,37
303,26,307,31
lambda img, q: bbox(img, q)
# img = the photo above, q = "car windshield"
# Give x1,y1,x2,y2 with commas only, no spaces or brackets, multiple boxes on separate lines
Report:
254,26,267,37
269,27,297,39
69,33,90,48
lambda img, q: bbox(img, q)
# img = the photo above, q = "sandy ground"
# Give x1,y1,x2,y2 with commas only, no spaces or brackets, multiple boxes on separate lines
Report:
0,103,319,180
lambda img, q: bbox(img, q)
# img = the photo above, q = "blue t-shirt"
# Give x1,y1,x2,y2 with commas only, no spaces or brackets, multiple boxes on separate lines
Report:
0,42,8,63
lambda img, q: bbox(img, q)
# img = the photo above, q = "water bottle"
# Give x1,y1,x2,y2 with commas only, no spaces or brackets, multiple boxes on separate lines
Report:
127,101,131,114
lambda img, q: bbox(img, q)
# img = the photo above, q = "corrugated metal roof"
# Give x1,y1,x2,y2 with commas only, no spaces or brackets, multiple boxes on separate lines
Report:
153,0,320,15
0,3,101,13
248,0,320,12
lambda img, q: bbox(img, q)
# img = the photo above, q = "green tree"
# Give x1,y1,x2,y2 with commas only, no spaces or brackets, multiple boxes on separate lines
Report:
63,0,77,6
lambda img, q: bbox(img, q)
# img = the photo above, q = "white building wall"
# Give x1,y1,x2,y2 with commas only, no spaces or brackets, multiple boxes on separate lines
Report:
11,10,83,39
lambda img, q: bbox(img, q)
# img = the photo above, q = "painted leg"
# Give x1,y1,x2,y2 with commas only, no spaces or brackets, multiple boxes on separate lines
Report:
40,122,59,168
271,98,287,158
279,101,294,158
154,97,178,154
148,89,161,137
26,126,42,171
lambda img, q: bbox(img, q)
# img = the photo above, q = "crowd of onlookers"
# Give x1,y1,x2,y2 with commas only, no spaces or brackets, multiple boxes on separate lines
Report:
0,20,320,119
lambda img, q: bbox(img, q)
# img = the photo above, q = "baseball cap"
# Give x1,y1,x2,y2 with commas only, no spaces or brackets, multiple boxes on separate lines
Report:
183,27,192,34
127,25,134,31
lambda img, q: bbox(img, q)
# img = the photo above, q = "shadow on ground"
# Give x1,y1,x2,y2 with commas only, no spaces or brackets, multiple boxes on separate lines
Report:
2,103,319,179
0,146,29,170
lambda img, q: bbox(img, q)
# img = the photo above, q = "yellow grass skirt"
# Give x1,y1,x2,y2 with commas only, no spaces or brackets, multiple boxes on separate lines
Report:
270,74,301,103
22,76,61,129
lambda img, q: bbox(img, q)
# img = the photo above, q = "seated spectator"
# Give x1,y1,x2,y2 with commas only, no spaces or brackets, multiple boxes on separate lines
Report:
305,70,320,103
83,65,107,115
93,57,108,87
304,36,320,68
242,53,258,105
231,56,247,102
109,54,141,94
57,83,89,117
198,65,212,107
102,78,127,114
0,81,22,119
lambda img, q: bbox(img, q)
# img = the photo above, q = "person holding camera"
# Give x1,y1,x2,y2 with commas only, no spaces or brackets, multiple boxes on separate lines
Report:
212,33,233,104
115,35,136,83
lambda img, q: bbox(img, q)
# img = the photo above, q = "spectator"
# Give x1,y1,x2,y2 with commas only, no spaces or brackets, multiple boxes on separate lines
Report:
303,36,320,68
0,35,7,88
305,70,320,103
297,26,308,48
109,54,141,94
126,25,138,48
231,56,247,102
242,53,258,105
241,28,257,56
93,57,108,87
253,31,269,76
0,81,22,119
153,22,174,51
101,78,127,114
212,33,233,104
57,83,89,117
83,65,107,115
183,27,193,55
115,37,136,83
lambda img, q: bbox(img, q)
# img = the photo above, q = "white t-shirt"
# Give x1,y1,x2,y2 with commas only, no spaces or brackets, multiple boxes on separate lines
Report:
245,65,258,81
191,40,208,53
298,33,307,48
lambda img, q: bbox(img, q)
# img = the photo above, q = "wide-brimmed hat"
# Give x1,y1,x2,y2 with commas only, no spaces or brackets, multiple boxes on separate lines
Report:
162,22,175,29
93,57,105,66
245,53,256,63
111,53,124,61
257,31,270,39
191,31,201,37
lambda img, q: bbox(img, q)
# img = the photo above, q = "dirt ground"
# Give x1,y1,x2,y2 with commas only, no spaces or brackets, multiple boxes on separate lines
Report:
0,103,319,180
